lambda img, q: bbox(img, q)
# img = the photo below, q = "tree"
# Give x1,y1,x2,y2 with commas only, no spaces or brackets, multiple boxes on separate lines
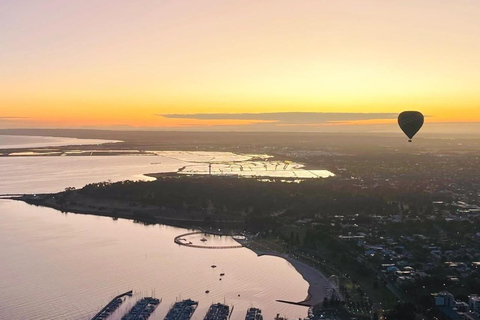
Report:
386,302,416,320
323,297,329,308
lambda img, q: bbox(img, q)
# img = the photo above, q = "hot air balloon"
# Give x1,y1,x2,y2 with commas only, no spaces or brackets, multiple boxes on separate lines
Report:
398,111,424,142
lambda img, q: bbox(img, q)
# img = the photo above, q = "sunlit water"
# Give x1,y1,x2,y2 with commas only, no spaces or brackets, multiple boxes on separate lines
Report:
0,156,186,194
0,135,120,150
0,137,312,320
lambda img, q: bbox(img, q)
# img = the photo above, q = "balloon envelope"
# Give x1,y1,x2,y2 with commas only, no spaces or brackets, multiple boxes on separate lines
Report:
398,111,424,141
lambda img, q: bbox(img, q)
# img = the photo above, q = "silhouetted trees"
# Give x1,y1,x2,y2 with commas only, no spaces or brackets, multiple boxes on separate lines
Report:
77,176,414,224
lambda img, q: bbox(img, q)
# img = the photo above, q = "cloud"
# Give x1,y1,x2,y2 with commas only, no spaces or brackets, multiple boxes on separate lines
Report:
160,112,398,125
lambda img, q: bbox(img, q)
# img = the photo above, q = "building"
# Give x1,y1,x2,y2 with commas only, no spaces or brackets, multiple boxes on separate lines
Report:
455,301,469,312
434,292,462,320
435,292,455,308
469,295,480,314
463,312,480,320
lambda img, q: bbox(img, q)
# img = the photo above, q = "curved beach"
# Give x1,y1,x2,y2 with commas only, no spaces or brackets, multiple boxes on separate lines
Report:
255,251,329,306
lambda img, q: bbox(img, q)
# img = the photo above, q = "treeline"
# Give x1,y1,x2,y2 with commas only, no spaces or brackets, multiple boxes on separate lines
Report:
77,176,421,222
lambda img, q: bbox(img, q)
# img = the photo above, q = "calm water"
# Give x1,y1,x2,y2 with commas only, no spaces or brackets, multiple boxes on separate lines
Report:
0,155,188,194
0,135,119,150
0,137,311,320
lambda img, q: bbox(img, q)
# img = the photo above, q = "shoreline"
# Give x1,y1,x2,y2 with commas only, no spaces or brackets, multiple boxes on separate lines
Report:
10,193,328,308
250,250,328,307
10,193,244,231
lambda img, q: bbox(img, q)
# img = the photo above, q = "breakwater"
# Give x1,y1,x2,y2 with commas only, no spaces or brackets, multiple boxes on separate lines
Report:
174,231,243,249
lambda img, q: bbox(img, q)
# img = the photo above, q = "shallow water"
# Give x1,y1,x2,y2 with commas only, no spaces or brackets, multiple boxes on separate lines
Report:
154,151,335,179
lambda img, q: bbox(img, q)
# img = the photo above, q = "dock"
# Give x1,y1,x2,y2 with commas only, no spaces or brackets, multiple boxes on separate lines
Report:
91,290,133,320
122,297,161,320
164,299,198,320
203,303,230,320
245,308,263,320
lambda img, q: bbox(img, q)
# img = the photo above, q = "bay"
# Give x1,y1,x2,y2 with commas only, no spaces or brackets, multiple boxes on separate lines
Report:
0,137,315,320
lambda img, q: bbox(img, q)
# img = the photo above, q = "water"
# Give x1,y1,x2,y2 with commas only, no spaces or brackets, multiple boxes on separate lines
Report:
0,201,309,320
0,135,119,150
0,137,313,320
0,155,187,194
153,151,334,179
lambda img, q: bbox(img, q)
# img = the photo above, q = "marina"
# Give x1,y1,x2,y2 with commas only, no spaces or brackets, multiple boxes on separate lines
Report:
91,290,133,320
92,293,266,320
203,303,231,320
164,299,198,320
121,297,161,320
245,308,263,320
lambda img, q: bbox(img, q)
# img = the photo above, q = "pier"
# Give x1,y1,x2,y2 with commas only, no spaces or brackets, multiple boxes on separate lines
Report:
164,299,198,320
245,308,263,320
0,193,29,199
92,293,270,320
203,303,230,320
275,300,311,307
122,297,161,320
91,290,133,320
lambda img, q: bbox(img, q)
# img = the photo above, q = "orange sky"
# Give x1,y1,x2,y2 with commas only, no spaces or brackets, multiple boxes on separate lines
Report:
1,0,479,131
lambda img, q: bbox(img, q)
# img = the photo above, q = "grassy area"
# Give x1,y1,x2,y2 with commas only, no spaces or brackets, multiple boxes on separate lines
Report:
314,241,399,311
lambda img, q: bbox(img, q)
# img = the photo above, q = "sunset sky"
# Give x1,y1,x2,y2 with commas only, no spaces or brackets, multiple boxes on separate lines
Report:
1,0,479,131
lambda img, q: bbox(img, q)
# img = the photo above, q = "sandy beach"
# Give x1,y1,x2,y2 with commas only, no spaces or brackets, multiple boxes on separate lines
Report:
254,250,329,307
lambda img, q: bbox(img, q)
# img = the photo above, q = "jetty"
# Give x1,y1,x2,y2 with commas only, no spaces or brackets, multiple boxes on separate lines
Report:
174,231,243,249
245,308,263,320
164,299,198,320
122,297,161,320
275,299,311,307
203,303,230,320
91,290,133,320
